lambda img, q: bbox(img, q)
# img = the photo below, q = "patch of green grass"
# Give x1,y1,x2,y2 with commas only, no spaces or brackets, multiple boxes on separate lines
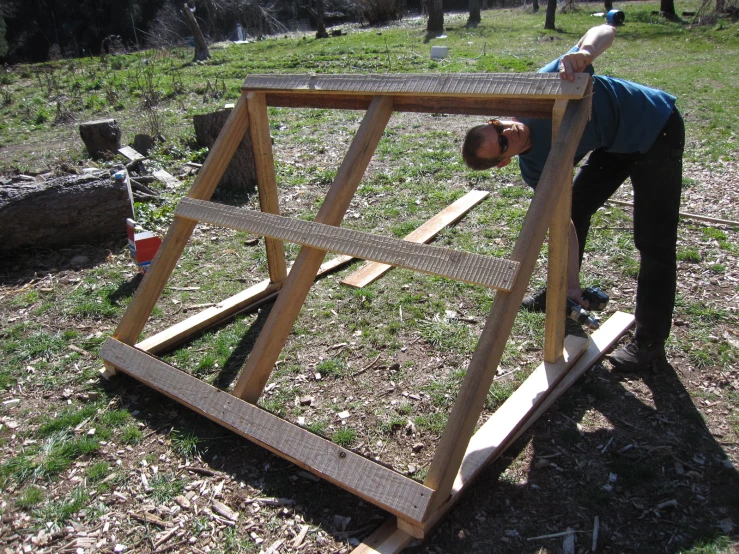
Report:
677,535,734,554
677,248,702,263
37,403,101,437
485,381,517,411
332,427,357,447
414,412,448,434
170,428,203,458
148,473,186,503
86,462,111,483
305,421,328,435
709,263,726,274
16,486,44,509
120,424,144,445
37,486,89,528
316,357,346,377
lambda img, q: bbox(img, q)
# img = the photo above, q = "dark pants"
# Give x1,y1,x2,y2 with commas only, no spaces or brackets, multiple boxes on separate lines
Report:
571,109,685,342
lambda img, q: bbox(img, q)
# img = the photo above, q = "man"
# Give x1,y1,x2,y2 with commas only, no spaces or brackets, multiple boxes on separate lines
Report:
462,24,684,372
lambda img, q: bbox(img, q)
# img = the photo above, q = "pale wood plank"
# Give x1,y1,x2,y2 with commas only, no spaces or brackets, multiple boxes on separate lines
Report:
243,73,589,100
232,96,395,402
247,92,287,283
350,519,414,554
100,338,432,522
136,254,354,355
544,99,572,363
421,82,593,516
409,312,634,536
153,169,181,189
176,199,519,291
118,145,145,161
112,93,251,347
341,190,490,289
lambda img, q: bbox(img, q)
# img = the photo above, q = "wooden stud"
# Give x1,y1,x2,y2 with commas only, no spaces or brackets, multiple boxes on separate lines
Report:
341,190,490,289
231,95,395,403
422,86,593,517
112,93,251,346
175,199,519,291
101,338,433,522
247,92,287,283
544,99,572,363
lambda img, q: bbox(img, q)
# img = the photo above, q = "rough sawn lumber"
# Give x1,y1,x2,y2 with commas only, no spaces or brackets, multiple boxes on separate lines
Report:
100,338,433,522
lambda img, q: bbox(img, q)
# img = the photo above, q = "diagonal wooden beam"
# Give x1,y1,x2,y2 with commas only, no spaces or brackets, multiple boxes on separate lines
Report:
422,83,593,517
231,95,395,402
112,93,251,349
175,199,519,291
100,339,433,522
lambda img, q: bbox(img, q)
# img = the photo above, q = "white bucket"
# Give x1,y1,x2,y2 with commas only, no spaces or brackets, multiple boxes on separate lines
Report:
430,45,448,59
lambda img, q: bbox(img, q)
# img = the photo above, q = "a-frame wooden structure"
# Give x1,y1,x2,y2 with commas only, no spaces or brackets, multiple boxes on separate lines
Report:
100,73,634,553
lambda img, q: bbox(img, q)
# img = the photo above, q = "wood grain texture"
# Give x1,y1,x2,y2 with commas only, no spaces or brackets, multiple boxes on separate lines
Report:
113,93,251,346
544,99,572,363
232,96,395,403
247,92,287,283
176,198,518,291
422,83,593,516
136,254,355,355
100,338,433,522
263,93,558,118
341,190,490,289
243,73,589,99
406,311,633,536
349,519,413,554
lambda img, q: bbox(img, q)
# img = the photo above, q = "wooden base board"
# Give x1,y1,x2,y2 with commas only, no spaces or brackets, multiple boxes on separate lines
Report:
100,338,433,522
358,311,634,550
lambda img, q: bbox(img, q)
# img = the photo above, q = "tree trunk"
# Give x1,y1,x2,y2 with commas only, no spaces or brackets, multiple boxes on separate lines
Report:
604,0,613,11
0,171,132,253
715,0,725,11
193,109,256,200
660,0,678,18
468,0,481,26
426,0,444,36
533,0,540,13
314,0,328,38
545,0,557,29
181,3,211,61
79,119,122,160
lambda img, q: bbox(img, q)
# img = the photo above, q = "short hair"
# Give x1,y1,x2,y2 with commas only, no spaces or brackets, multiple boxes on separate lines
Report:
462,124,502,170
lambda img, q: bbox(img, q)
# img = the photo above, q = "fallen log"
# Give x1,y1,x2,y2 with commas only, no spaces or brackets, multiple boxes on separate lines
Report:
0,171,133,253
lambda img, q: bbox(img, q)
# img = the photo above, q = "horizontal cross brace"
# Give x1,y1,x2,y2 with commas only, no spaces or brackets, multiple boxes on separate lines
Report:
175,198,519,291
243,73,589,99
100,338,433,522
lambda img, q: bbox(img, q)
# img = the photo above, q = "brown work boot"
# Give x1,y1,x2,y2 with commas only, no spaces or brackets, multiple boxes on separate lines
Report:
609,337,666,373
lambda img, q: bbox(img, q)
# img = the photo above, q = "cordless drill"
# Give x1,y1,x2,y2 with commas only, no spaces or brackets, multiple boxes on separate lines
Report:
566,286,610,330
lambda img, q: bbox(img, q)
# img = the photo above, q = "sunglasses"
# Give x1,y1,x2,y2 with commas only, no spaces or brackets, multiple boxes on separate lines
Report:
488,119,508,156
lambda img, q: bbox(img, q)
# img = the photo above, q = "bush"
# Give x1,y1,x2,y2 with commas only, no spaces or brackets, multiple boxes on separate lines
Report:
357,0,407,25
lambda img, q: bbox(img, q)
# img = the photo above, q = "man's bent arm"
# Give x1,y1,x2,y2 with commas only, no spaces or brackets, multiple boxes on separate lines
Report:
559,24,616,81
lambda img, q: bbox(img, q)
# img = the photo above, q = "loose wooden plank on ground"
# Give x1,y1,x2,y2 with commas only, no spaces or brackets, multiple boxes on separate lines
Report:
341,190,490,289
176,198,519,291
118,146,146,162
100,338,433,522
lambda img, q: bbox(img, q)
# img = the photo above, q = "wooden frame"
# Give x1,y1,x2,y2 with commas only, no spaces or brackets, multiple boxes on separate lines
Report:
101,73,634,553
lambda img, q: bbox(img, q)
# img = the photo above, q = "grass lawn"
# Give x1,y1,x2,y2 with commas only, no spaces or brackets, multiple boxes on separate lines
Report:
1,3,738,553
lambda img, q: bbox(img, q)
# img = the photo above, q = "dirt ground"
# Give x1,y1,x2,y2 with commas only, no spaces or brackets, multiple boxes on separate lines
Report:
1,112,739,554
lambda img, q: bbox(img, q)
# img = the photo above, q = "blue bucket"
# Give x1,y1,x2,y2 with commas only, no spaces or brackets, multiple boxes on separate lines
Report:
606,9,625,25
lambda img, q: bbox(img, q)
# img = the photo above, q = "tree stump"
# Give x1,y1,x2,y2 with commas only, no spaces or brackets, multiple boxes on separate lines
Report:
193,109,257,199
79,119,121,159
0,171,133,253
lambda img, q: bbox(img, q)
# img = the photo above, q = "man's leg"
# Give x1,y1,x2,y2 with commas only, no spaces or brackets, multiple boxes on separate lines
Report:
610,109,684,371
571,149,630,266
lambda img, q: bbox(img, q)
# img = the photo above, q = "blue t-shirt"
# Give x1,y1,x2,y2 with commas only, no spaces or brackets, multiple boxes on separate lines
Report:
518,47,676,188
